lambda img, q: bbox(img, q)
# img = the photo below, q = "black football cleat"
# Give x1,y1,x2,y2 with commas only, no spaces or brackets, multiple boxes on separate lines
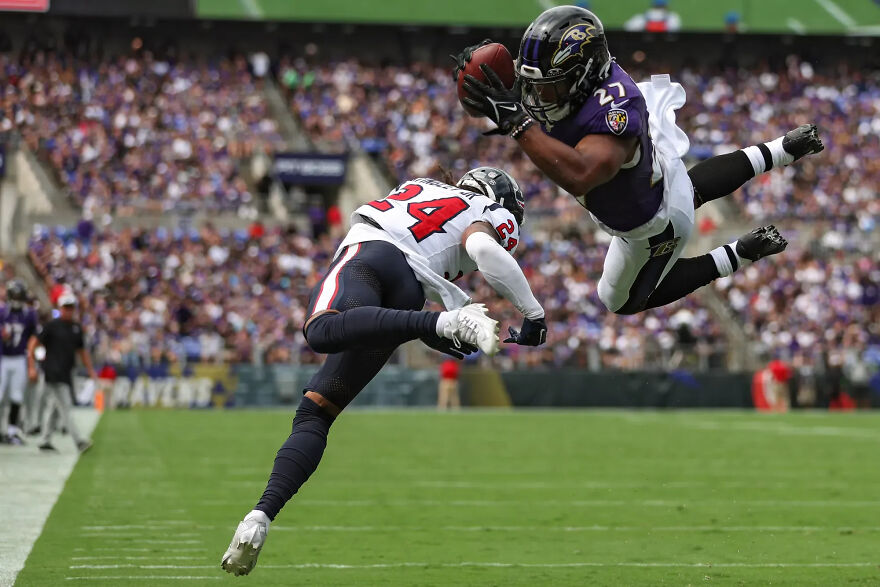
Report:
782,124,824,162
736,225,788,263
38,442,58,452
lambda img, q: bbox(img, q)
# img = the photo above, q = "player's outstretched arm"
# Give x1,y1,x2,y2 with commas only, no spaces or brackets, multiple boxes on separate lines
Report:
462,222,546,346
516,126,635,200
461,63,635,202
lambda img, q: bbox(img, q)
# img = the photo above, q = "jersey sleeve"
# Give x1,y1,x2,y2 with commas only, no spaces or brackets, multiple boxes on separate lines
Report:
476,199,520,254
573,74,644,140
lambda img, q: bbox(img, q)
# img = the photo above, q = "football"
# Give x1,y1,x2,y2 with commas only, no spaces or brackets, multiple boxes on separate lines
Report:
456,42,516,117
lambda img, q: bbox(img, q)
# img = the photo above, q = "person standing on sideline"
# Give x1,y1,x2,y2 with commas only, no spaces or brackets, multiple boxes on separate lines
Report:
0,281,38,444
437,358,461,410
27,292,96,453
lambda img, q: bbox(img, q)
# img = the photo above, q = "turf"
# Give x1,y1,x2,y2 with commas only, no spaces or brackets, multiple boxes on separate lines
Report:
16,409,880,586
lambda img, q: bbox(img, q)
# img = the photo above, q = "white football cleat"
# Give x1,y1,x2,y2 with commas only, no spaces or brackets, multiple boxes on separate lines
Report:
443,303,500,355
221,510,270,576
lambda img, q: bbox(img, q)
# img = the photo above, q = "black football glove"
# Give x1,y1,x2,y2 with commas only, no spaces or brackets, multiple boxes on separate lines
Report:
462,64,530,136
421,332,479,360
503,317,547,347
450,39,492,83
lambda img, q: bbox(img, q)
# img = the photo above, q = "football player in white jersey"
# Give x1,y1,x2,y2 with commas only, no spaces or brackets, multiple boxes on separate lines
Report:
222,167,546,576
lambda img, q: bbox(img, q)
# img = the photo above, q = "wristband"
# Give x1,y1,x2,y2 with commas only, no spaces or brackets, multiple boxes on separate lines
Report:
510,117,535,140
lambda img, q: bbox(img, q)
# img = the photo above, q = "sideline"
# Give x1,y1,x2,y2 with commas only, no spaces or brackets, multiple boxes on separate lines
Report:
0,409,101,587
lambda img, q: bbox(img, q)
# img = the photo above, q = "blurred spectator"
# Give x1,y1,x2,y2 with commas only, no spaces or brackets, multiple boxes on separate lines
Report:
437,358,460,410
2,50,286,215
624,0,682,32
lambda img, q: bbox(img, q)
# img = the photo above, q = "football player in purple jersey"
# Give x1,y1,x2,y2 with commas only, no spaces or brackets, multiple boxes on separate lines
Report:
455,6,823,315
0,281,38,444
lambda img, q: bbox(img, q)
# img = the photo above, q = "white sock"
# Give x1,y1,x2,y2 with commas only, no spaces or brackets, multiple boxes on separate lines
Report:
741,136,794,176
765,136,794,168
709,242,748,278
435,310,459,337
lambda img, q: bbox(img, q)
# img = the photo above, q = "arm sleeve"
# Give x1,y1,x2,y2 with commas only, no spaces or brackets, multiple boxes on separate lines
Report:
465,231,544,320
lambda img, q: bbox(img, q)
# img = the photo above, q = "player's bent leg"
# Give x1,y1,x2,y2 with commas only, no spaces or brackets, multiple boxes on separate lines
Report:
689,124,824,208
222,345,395,575
642,256,721,310
643,225,788,310
598,222,683,315
304,240,442,354
304,306,441,354
222,395,334,576
303,239,496,354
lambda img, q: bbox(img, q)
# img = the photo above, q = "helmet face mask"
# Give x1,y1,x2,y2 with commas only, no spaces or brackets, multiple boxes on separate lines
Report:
517,7,612,126
519,63,591,125
456,167,525,227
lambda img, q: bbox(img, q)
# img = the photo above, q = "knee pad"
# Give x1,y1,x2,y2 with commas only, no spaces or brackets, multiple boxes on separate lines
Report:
597,277,629,314
302,312,338,354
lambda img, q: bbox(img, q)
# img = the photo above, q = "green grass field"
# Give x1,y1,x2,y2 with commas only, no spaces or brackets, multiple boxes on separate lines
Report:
196,0,880,33
15,409,880,586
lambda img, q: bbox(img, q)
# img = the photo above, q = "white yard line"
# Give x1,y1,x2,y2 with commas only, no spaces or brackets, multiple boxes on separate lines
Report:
787,18,807,34
272,561,880,569
239,0,264,20
73,547,207,553
70,556,203,561
66,577,220,581
287,498,880,508
0,409,101,587
813,0,857,28
66,561,880,571
415,479,862,489
70,565,212,569
77,523,880,534
678,419,880,440
80,522,191,531
270,524,880,533
200,497,880,508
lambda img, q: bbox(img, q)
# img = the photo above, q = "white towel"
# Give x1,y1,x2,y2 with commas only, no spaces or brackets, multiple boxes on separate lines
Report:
638,74,690,163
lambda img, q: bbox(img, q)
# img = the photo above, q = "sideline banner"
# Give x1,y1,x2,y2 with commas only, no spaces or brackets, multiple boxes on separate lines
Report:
273,152,347,185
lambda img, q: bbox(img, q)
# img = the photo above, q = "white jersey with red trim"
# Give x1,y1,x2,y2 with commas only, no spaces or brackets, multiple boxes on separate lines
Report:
346,177,520,282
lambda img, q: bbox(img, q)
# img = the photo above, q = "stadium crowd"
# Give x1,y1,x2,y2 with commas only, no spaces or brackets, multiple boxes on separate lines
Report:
3,41,875,380
1,50,286,216
27,222,723,370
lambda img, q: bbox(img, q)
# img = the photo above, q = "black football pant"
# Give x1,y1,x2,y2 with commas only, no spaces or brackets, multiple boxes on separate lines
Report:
302,240,432,409
256,240,431,520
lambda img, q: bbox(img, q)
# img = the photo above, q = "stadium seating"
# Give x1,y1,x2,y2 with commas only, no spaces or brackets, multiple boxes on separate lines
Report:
14,50,879,373
28,223,724,369
2,51,286,215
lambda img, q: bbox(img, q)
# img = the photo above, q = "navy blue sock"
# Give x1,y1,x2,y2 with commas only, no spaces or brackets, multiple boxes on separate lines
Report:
305,306,440,354
255,397,335,521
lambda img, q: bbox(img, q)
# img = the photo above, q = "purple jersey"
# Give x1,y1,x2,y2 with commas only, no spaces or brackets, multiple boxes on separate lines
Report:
546,62,664,232
0,305,38,356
